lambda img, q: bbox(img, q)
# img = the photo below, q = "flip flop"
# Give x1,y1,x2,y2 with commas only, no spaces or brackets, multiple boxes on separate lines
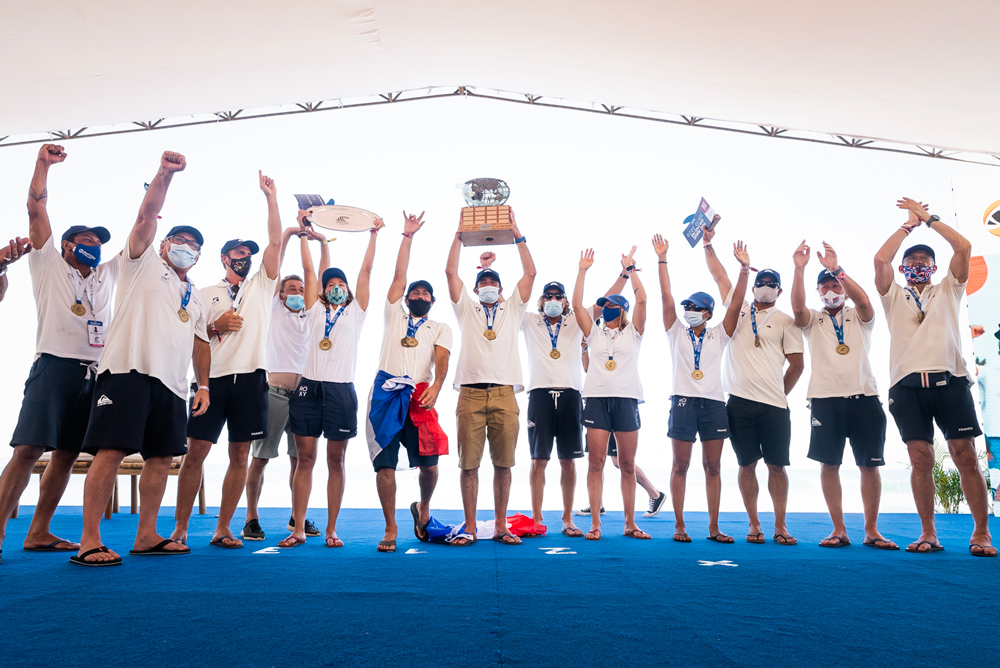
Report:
746,532,765,544
707,533,735,543
450,533,476,546
584,529,602,541
561,527,584,538
819,535,851,548
863,537,900,551
623,528,652,540
23,539,78,552
325,537,345,548
905,540,944,553
969,543,998,557
410,502,429,542
773,533,798,545
279,536,306,548
209,536,243,549
376,539,397,553
70,546,122,567
130,539,191,555
673,532,692,543
492,532,522,545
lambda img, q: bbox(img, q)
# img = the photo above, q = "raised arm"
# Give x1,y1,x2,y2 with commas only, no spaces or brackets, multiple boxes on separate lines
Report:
701,226,733,300
899,197,972,283
875,200,925,295
817,242,874,322
790,240,811,328
572,249,595,337
273,227,302,296
724,242,751,336
130,151,186,259
652,234,676,331
27,144,66,248
510,212,537,303
445,220,464,303
258,171,282,281
353,218,384,312
300,211,325,310
629,259,647,336
388,211,425,303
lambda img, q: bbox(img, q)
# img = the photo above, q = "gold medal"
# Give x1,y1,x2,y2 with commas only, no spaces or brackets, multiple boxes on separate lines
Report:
691,369,704,380
401,336,418,348
754,336,761,348
71,303,87,317
484,330,497,340
917,312,925,324
319,338,333,351
836,343,850,355
178,308,190,323
605,360,617,371
549,349,561,359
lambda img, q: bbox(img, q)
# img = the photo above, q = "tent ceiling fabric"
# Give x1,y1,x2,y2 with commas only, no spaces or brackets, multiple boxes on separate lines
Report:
3,0,999,154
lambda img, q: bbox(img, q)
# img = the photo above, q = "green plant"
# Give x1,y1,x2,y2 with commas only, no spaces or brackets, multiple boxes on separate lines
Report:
932,457,964,514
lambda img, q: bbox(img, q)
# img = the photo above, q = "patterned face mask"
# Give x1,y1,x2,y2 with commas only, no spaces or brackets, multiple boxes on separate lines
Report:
902,265,934,284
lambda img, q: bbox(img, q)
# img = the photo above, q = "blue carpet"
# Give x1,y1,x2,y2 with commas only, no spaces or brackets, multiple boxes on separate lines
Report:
0,508,996,668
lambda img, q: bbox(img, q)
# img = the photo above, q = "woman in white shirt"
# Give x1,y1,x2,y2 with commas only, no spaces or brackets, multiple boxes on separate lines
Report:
280,216,384,548
653,234,750,544
571,247,648,541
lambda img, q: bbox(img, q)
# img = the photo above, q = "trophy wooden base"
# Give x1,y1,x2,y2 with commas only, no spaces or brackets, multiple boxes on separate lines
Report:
459,205,514,246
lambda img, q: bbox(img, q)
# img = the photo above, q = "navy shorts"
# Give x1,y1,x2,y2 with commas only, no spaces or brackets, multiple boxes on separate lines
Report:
888,375,983,443
584,432,618,457
528,389,584,460
372,414,439,471
726,395,791,467
186,370,269,443
581,397,641,433
289,379,358,440
82,371,188,459
10,354,97,452
808,395,886,467
667,395,730,443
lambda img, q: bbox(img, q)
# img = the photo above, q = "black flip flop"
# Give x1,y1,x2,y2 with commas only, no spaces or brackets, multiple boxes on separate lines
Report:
377,539,397,553
24,539,78,552
492,532,522,545
70,546,122,567
707,533,735,543
863,537,900,551
410,502,429,542
905,540,944,553
969,543,998,557
819,535,851,548
130,539,191,555
208,536,243,550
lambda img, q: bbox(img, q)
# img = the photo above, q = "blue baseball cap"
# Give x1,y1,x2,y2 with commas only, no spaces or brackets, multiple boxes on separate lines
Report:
596,293,630,312
755,268,781,286
166,225,204,248
322,267,348,288
476,268,502,287
817,269,840,285
221,238,260,255
681,291,715,311
542,281,565,295
62,225,111,245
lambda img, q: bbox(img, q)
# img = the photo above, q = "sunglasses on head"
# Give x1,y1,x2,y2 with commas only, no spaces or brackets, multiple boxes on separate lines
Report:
543,293,565,300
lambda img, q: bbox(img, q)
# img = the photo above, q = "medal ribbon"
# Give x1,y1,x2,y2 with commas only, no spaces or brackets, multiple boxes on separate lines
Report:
687,326,705,371
602,326,618,365
829,310,845,345
406,314,428,339
324,304,346,339
180,278,192,313
71,271,96,314
483,303,498,332
749,304,774,341
544,317,562,353
904,287,926,321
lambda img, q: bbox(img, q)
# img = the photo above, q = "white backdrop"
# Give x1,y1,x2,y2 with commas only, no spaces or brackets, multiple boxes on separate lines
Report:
0,96,993,520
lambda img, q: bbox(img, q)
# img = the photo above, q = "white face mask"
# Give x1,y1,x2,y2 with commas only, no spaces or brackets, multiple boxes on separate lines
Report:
752,286,779,304
478,286,500,304
820,291,846,309
543,300,564,317
167,243,198,269
683,311,706,327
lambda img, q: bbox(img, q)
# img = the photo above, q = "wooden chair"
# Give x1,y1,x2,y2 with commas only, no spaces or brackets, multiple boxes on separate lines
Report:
12,452,206,520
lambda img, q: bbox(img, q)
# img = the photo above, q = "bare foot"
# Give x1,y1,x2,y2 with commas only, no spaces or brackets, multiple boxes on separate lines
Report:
279,533,306,548
325,534,344,548
76,543,121,563
24,533,80,551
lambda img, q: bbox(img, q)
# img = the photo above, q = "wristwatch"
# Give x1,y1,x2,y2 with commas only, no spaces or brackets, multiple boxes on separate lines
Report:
925,214,940,227
0,264,7,278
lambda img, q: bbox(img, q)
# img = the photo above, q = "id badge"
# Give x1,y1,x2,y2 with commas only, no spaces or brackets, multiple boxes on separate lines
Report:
87,320,105,348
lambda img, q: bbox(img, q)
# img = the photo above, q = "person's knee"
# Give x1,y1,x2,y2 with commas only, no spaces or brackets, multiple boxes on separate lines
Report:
618,459,636,476
949,441,979,471
820,463,840,475
249,457,269,472
765,463,785,475
184,441,212,464
673,457,691,476
559,459,575,473
702,458,721,477
11,445,46,464
531,458,548,472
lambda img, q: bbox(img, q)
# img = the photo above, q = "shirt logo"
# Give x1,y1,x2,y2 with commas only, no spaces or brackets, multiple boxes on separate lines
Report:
97,395,113,406
811,417,822,427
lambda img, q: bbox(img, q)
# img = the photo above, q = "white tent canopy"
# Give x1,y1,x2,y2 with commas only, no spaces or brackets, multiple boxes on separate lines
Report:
3,0,999,154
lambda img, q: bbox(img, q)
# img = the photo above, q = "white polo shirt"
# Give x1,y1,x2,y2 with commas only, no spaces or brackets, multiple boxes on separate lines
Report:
97,238,209,399
800,306,878,399
301,299,366,383
378,298,453,384
521,312,585,392
880,272,970,387
266,294,310,375
28,236,120,362
667,319,730,402
451,289,527,391
200,265,278,377
722,294,803,409
581,322,644,402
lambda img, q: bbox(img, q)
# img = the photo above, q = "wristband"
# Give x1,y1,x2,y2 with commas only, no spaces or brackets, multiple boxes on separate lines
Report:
402,232,413,239
620,273,630,280
703,244,713,250
740,266,750,274
625,264,636,272
900,225,915,235
514,235,526,244
835,269,846,281
197,385,209,392
657,260,667,265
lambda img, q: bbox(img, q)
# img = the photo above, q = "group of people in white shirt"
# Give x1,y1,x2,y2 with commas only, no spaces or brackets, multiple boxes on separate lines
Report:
0,144,994,566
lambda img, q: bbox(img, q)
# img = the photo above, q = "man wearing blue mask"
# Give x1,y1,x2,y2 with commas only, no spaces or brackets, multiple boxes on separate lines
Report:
171,171,283,549
445,214,536,546
875,197,995,557
72,150,210,566
0,144,121,563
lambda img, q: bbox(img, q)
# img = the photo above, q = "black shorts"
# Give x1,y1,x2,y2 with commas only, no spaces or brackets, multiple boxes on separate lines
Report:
584,432,618,457
888,375,983,443
186,370,269,443
807,396,886,467
667,396,730,442
726,395,791,467
289,379,358,440
81,371,188,459
527,389,584,460
582,397,641,433
10,354,97,452
372,414,439,471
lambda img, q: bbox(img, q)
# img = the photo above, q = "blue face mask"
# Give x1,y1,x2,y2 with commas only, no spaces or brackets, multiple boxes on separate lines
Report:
284,294,305,311
602,306,622,323
72,243,101,268
327,286,348,305
167,243,198,269
543,300,564,317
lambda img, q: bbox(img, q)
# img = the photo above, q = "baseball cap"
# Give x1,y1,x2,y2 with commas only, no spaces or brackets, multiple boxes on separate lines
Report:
406,280,435,300
221,238,260,255
596,293,630,312
542,281,565,295
755,268,781,286
476,269,502,287
166,225,204,248
681,291,715,311
902,244,936,262
62,225,111,244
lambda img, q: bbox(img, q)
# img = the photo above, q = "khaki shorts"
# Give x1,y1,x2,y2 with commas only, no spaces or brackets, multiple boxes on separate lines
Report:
250,386,298,459
456,385,519,470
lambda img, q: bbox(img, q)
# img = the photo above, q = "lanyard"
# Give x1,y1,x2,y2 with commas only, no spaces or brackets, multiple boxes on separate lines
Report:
687,326,706,370
544,317,563,351
484,304,499,332
324,305,346,339
180,279,192,311
829,310,845,345
406,314,427,338
602,326,618,362
71,271,96,314
904,287,926,322
749,304,773,342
